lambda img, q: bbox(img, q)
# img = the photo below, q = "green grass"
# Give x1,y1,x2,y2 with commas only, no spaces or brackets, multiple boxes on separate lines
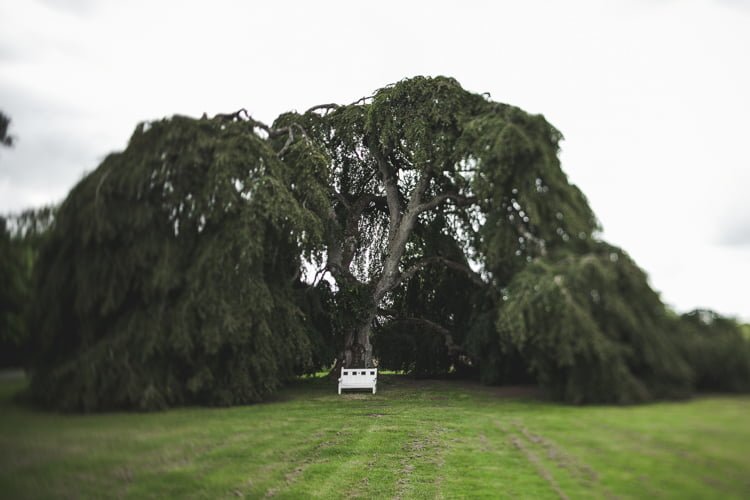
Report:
1,374,749,499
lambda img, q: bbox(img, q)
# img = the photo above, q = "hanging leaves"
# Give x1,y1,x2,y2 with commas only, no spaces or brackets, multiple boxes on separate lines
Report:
28,115,328,411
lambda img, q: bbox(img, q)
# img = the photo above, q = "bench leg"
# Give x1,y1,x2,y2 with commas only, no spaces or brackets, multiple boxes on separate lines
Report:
372,385,376,394
338,384,341,395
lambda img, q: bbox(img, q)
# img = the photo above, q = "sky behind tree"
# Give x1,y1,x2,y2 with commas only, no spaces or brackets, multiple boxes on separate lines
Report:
0,0,748,319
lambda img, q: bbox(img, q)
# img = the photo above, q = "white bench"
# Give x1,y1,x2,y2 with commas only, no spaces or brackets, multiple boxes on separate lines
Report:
338,368,377,394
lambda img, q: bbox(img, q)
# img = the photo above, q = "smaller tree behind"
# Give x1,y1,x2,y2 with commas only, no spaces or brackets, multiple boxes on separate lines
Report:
0,217,28,367
0,208,55,368
677,309,750,392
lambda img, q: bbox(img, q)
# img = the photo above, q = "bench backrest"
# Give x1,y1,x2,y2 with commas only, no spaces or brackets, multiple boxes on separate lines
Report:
341,368,377,379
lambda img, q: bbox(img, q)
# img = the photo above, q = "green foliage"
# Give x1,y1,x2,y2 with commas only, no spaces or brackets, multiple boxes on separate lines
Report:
28,115,328,411
676,310,750,392
464,296,536,385
0,217,28,367
294,281,339,373
464,107,598,281
0,208,55,368
22,76,750,410
492,243,693,403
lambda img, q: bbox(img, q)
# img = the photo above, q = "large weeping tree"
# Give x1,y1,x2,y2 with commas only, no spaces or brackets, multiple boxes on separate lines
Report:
276,77,747,401
276,76,597,369
29,76,750,410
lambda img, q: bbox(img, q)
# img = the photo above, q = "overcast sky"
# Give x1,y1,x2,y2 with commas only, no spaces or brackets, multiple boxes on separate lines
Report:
1,0,748,319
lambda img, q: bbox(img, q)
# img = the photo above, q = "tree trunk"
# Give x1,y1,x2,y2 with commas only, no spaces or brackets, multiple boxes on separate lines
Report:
334,164,428,369
339,211,416,368
342,311,375,368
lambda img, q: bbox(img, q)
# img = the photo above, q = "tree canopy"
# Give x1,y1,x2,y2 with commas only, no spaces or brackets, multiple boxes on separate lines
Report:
28,116,329,410
275,76,597,370
25,77,750,410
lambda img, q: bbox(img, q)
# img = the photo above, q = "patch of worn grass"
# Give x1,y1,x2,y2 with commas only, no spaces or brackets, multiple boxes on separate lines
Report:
0,373,749,499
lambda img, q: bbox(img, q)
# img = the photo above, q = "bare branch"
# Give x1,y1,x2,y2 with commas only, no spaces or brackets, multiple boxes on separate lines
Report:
305,94,373,115
349,95,373,106
212,109,276,136
276,123,309,157
305,103,340,115
210,109,310,158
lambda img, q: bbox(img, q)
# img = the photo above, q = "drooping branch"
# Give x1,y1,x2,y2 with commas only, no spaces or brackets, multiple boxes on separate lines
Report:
416,191,477,214
305,94,373,115
378,310,461,354
399,256,487,288
511,217,548,257
341,193,379,269
213,108,271,135
211,109,308,157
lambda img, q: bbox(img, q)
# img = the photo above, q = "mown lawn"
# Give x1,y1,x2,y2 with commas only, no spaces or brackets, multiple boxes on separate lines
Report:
1,373,749,499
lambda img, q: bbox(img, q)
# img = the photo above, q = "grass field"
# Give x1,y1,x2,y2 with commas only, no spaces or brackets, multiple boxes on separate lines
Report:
1,373,749,499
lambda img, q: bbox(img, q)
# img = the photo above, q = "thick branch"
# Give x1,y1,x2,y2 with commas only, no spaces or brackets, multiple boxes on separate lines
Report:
371,169,436,299
405,171,432,212
369,144,402,232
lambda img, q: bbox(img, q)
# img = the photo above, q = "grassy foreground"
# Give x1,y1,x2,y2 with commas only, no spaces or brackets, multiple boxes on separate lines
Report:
1,374,749,499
